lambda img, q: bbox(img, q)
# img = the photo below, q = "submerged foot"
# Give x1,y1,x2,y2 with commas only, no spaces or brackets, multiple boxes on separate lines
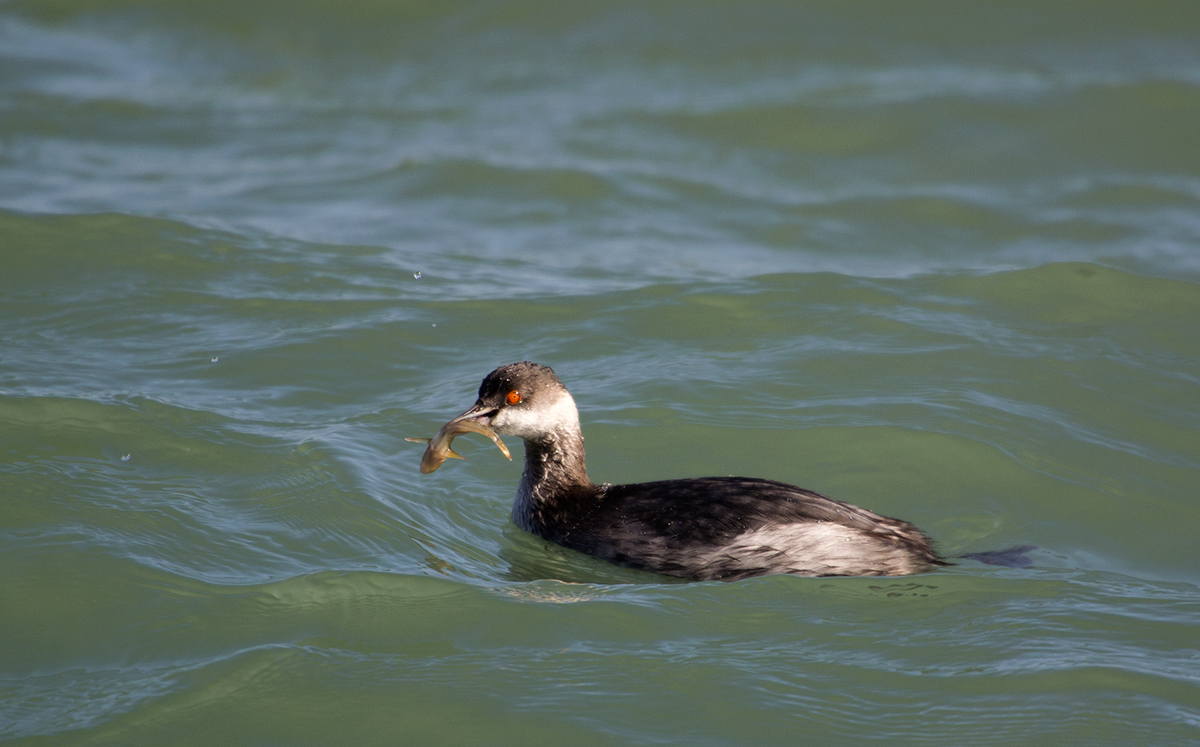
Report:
958,544,1037,568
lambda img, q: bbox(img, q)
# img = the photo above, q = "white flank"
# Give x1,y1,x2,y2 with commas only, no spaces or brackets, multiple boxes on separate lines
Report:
703,522,922,576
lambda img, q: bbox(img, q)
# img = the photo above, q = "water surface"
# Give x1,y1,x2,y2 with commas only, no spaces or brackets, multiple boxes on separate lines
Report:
2,1,1199,745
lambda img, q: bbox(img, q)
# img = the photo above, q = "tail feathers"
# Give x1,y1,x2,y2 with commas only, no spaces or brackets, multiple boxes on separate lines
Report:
957,544,1037,568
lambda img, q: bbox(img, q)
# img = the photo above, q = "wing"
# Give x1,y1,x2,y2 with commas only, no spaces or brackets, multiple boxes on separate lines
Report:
599,476,894,540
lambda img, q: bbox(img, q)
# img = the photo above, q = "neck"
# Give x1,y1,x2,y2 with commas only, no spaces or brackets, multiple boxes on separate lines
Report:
511,426,594,533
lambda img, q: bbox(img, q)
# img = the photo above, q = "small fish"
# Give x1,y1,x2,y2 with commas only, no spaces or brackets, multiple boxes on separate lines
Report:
406,417,511,474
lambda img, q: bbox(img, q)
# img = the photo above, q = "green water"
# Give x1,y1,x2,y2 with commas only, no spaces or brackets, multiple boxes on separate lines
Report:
2,2,1199,745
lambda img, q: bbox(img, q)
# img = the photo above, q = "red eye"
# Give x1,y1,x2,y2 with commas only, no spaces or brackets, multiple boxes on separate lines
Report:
506,390,522,405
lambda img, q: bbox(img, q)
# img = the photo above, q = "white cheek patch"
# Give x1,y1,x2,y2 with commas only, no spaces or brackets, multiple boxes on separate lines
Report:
492,391,580,440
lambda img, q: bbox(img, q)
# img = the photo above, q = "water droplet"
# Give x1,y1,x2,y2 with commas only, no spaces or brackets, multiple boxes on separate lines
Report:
121,454,131,461
413,271,422,279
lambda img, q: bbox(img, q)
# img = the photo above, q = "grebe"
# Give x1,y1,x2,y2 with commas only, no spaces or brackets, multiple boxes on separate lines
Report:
422,361,971,581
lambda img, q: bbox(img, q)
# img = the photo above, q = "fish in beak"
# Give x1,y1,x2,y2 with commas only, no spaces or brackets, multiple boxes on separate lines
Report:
406,403,511,474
